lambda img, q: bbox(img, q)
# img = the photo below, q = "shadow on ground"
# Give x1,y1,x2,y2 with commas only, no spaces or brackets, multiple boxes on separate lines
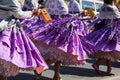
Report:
49,65,113,77
8,73,52,80
6,58,117,80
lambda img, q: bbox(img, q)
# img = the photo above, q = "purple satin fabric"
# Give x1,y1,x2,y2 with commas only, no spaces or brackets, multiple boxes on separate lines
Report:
23,16,88,65
0,19,48,76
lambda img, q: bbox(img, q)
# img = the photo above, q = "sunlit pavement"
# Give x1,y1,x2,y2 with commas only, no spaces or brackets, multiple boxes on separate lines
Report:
8,58,120,80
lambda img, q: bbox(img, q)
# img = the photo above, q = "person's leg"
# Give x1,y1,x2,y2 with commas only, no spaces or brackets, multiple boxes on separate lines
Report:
106,60,112,74
34,70,42,80
1,76,7,80
92,58,105,74
53,61,61,80
94,58,105,68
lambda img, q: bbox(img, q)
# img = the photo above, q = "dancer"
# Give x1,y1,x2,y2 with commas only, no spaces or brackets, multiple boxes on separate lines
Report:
24,0,87,80
82,0,120,75
0,0,48,80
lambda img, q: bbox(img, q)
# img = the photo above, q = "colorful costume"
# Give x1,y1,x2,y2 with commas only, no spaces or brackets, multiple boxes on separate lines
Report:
0,0,48,77
26,0,87,65
82,3,120,61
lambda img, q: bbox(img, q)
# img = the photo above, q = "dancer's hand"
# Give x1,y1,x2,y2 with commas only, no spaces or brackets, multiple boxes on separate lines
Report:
81,10,88,17
32,9,41,16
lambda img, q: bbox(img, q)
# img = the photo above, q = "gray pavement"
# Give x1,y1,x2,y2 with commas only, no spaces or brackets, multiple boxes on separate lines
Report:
9,59,120,80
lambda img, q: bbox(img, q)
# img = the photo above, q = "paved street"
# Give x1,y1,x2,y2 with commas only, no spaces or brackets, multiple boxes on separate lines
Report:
8,58,120,80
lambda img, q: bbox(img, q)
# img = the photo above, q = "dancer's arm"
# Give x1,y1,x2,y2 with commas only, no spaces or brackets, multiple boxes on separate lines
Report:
0,0,40,19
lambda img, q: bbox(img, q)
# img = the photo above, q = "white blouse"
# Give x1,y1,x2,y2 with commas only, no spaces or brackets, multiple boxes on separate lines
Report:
0,0,32,19
45,0,68,15
68,0,81,13
99,4,120,19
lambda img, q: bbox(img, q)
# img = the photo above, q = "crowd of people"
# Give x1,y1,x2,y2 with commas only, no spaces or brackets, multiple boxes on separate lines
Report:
0,0,120,80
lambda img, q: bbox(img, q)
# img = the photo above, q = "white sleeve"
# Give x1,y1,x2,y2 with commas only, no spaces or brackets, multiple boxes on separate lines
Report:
112,6,120,18
10,0,33,19
99,5,120,19
11,10,33,19
0,0,33,19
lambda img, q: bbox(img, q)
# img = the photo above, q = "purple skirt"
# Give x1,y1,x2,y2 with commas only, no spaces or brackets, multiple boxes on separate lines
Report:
0,20,48,77
28,16,88,65
82,19,120,61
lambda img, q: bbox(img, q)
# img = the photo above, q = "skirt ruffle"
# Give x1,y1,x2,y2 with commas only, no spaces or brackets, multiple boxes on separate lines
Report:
32,40,86,65
89,50,120,62
0,23,48,76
